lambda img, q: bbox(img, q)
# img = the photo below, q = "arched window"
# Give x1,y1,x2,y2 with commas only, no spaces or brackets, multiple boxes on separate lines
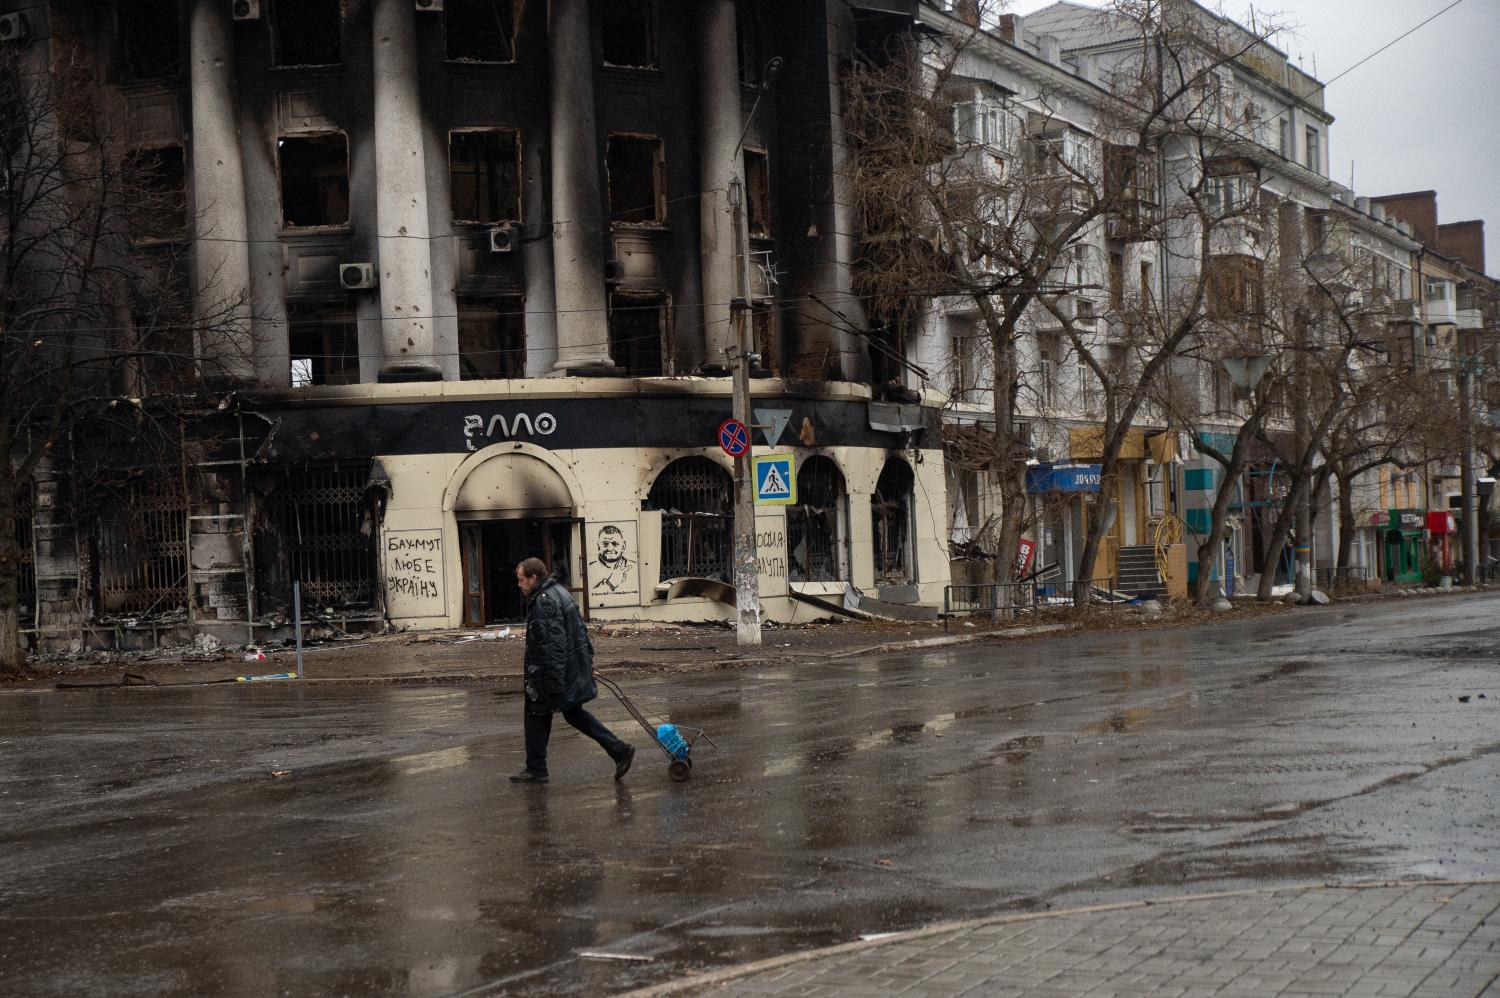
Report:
789,456,845,582
644,457,733,582
872,458,915,586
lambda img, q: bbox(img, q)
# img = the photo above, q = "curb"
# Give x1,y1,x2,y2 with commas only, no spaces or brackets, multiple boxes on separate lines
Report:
813,622,1074,661
614,878,1500,997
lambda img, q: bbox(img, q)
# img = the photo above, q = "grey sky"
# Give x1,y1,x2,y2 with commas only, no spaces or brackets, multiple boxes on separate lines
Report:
1003,0,1500,274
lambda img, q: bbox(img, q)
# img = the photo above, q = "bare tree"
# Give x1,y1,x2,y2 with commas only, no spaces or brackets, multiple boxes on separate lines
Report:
0,45,246,673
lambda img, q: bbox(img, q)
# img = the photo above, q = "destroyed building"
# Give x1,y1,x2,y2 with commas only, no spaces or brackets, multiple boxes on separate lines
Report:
7,0,951,651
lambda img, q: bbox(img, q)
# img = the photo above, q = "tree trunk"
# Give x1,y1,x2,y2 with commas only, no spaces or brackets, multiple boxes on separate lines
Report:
1335,470,1355,573
1192,415,1261,605
0,441,22,676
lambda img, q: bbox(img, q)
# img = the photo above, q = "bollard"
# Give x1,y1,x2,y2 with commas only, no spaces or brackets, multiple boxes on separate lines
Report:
294,580,304,679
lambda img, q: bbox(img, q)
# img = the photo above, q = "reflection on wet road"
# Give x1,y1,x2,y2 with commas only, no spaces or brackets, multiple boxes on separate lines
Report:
2,596,1497,996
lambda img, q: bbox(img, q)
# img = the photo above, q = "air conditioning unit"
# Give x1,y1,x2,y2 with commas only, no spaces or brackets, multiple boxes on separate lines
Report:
415,0,444,11
231,0,261,21
487,223,515,254
604,258,625,285
339,263,377,291
0,12,30,43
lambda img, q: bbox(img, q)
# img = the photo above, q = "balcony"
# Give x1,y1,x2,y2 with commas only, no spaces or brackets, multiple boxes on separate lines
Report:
1457,307,1484,331
1424,296,1457,326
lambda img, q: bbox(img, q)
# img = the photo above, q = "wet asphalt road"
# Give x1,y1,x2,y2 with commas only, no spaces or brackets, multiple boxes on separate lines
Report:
1,596,1497,997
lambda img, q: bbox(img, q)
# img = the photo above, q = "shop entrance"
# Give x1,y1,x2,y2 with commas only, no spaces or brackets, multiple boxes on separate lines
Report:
459,518,588,625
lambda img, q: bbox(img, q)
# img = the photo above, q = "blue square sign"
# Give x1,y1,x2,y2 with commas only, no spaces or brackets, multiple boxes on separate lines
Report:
753,454,796,505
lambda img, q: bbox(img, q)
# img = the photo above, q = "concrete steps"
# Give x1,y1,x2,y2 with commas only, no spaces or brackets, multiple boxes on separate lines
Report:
1116,545,1161,599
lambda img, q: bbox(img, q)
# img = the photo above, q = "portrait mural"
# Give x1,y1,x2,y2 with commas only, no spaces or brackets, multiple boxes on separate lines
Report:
589,522,639,607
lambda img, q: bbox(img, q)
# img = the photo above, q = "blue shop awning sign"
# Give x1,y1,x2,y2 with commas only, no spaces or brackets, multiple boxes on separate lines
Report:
1026,462,1102,494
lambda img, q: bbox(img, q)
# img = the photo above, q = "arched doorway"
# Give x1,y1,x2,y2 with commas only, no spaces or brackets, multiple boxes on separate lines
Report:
872,458,915,586
644,457,734,582
789,456,846,581
452,451,583,624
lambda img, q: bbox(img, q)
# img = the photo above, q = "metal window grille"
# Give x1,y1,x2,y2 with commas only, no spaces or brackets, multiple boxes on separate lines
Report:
872,459,915,586
15,484,35,619
96,482,189,614
645,457,733,582
263,466,377,607
789,456,844,582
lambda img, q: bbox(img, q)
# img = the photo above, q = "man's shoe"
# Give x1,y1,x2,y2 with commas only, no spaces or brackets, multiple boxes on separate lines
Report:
614,745,635,782
509,770,548,784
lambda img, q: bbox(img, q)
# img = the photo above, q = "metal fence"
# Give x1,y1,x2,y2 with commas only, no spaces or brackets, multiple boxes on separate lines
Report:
15,484,34,618
262,466,377,607
1316,565,1370,587
943,576,1118,627
95,482,189,615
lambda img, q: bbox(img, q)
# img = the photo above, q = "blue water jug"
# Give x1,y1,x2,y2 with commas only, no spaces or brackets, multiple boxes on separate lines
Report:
655,723,689,760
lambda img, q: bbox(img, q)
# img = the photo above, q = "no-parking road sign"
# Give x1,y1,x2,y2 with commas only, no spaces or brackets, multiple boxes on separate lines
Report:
718,418,751,458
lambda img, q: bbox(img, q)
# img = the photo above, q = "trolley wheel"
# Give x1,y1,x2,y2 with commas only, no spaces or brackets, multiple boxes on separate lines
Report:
668,759,691,781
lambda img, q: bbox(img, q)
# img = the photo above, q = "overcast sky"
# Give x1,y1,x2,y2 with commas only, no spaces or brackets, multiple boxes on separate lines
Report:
1003,0,1500,273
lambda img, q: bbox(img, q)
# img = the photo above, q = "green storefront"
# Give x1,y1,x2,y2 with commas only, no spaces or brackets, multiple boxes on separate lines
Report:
1382,509,1425,584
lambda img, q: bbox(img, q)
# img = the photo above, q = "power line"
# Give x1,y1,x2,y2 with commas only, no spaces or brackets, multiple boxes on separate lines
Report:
1321,0,1466,88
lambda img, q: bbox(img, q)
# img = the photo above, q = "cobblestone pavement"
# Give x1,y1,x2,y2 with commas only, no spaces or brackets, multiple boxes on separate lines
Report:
628,882,1500,997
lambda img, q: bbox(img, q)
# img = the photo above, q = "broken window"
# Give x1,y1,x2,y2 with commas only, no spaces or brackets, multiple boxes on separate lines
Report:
645,457,733,582
607,135,664,226
258,465,378,609
288,305,359,386
789,456,845,582
120,0,180,80
273,0,341,67
608,293,666,376
736,0,764,86
1204,254,1264,321
602,0,657,69
278,134,349,228
458,298,525,380
445,0,516,63
744,149,772,238
753,304,778,375
449,130,520,224
872,459,915,586
125,145,186,242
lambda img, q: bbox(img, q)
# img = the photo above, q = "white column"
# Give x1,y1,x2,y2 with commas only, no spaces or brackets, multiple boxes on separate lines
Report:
698,0,742,370
188,0,255,384
372,0,440,380
548,0,613,372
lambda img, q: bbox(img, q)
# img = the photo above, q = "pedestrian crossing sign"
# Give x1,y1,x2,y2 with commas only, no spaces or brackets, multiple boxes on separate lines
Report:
754,454,796,505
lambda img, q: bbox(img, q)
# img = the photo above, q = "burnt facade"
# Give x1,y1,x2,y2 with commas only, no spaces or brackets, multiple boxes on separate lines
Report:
9,0,950,648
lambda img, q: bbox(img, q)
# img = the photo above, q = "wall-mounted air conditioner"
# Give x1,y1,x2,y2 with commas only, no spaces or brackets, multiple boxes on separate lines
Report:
488,224,515,254
0,12,31,43
231,1,261,21
339,263,377,291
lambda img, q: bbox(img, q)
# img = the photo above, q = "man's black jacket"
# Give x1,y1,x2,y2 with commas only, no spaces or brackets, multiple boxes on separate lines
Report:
522,578,597,716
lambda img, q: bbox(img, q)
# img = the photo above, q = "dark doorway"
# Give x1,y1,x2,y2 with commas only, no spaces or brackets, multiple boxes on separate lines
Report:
460,518,586,625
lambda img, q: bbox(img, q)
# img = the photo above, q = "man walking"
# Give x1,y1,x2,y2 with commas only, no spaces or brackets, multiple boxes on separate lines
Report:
511,557,635,784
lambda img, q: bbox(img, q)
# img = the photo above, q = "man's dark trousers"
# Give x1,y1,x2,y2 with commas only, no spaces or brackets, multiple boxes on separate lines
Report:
524,706,628,777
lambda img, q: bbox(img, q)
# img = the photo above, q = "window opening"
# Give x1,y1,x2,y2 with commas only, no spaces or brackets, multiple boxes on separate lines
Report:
445,0,516,63
789,456,845,582
645,457,733,582
744,149,772,238
273,0,341,67
753,305,778,375
872,459,915,586
1109,250,1124,308
120,0,180,80
736,0,763,86
607,134,664,225
608,294,666,376
125,145,186,242
94,480,189,614
602,0,658,69
288,305,359,386
1304,125,1319,172
450,130,520,223
278,134,350,228
458,298,526,380
259,465,378,609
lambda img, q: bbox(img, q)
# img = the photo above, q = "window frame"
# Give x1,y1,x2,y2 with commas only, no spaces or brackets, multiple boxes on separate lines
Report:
270,0,343,69
457,296,527,381
606,133,667,228
448,127,523,225
277,132,352,230
118,0,182,82
287,304,360,387
601,0,659,70
443,0,518,64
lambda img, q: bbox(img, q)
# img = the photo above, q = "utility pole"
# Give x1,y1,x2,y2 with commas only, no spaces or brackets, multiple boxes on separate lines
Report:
1459,358,1478,584
728,179,761,646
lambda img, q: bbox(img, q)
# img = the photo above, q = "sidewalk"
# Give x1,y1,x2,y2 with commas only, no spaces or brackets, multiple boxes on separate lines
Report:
623,881,1500,998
